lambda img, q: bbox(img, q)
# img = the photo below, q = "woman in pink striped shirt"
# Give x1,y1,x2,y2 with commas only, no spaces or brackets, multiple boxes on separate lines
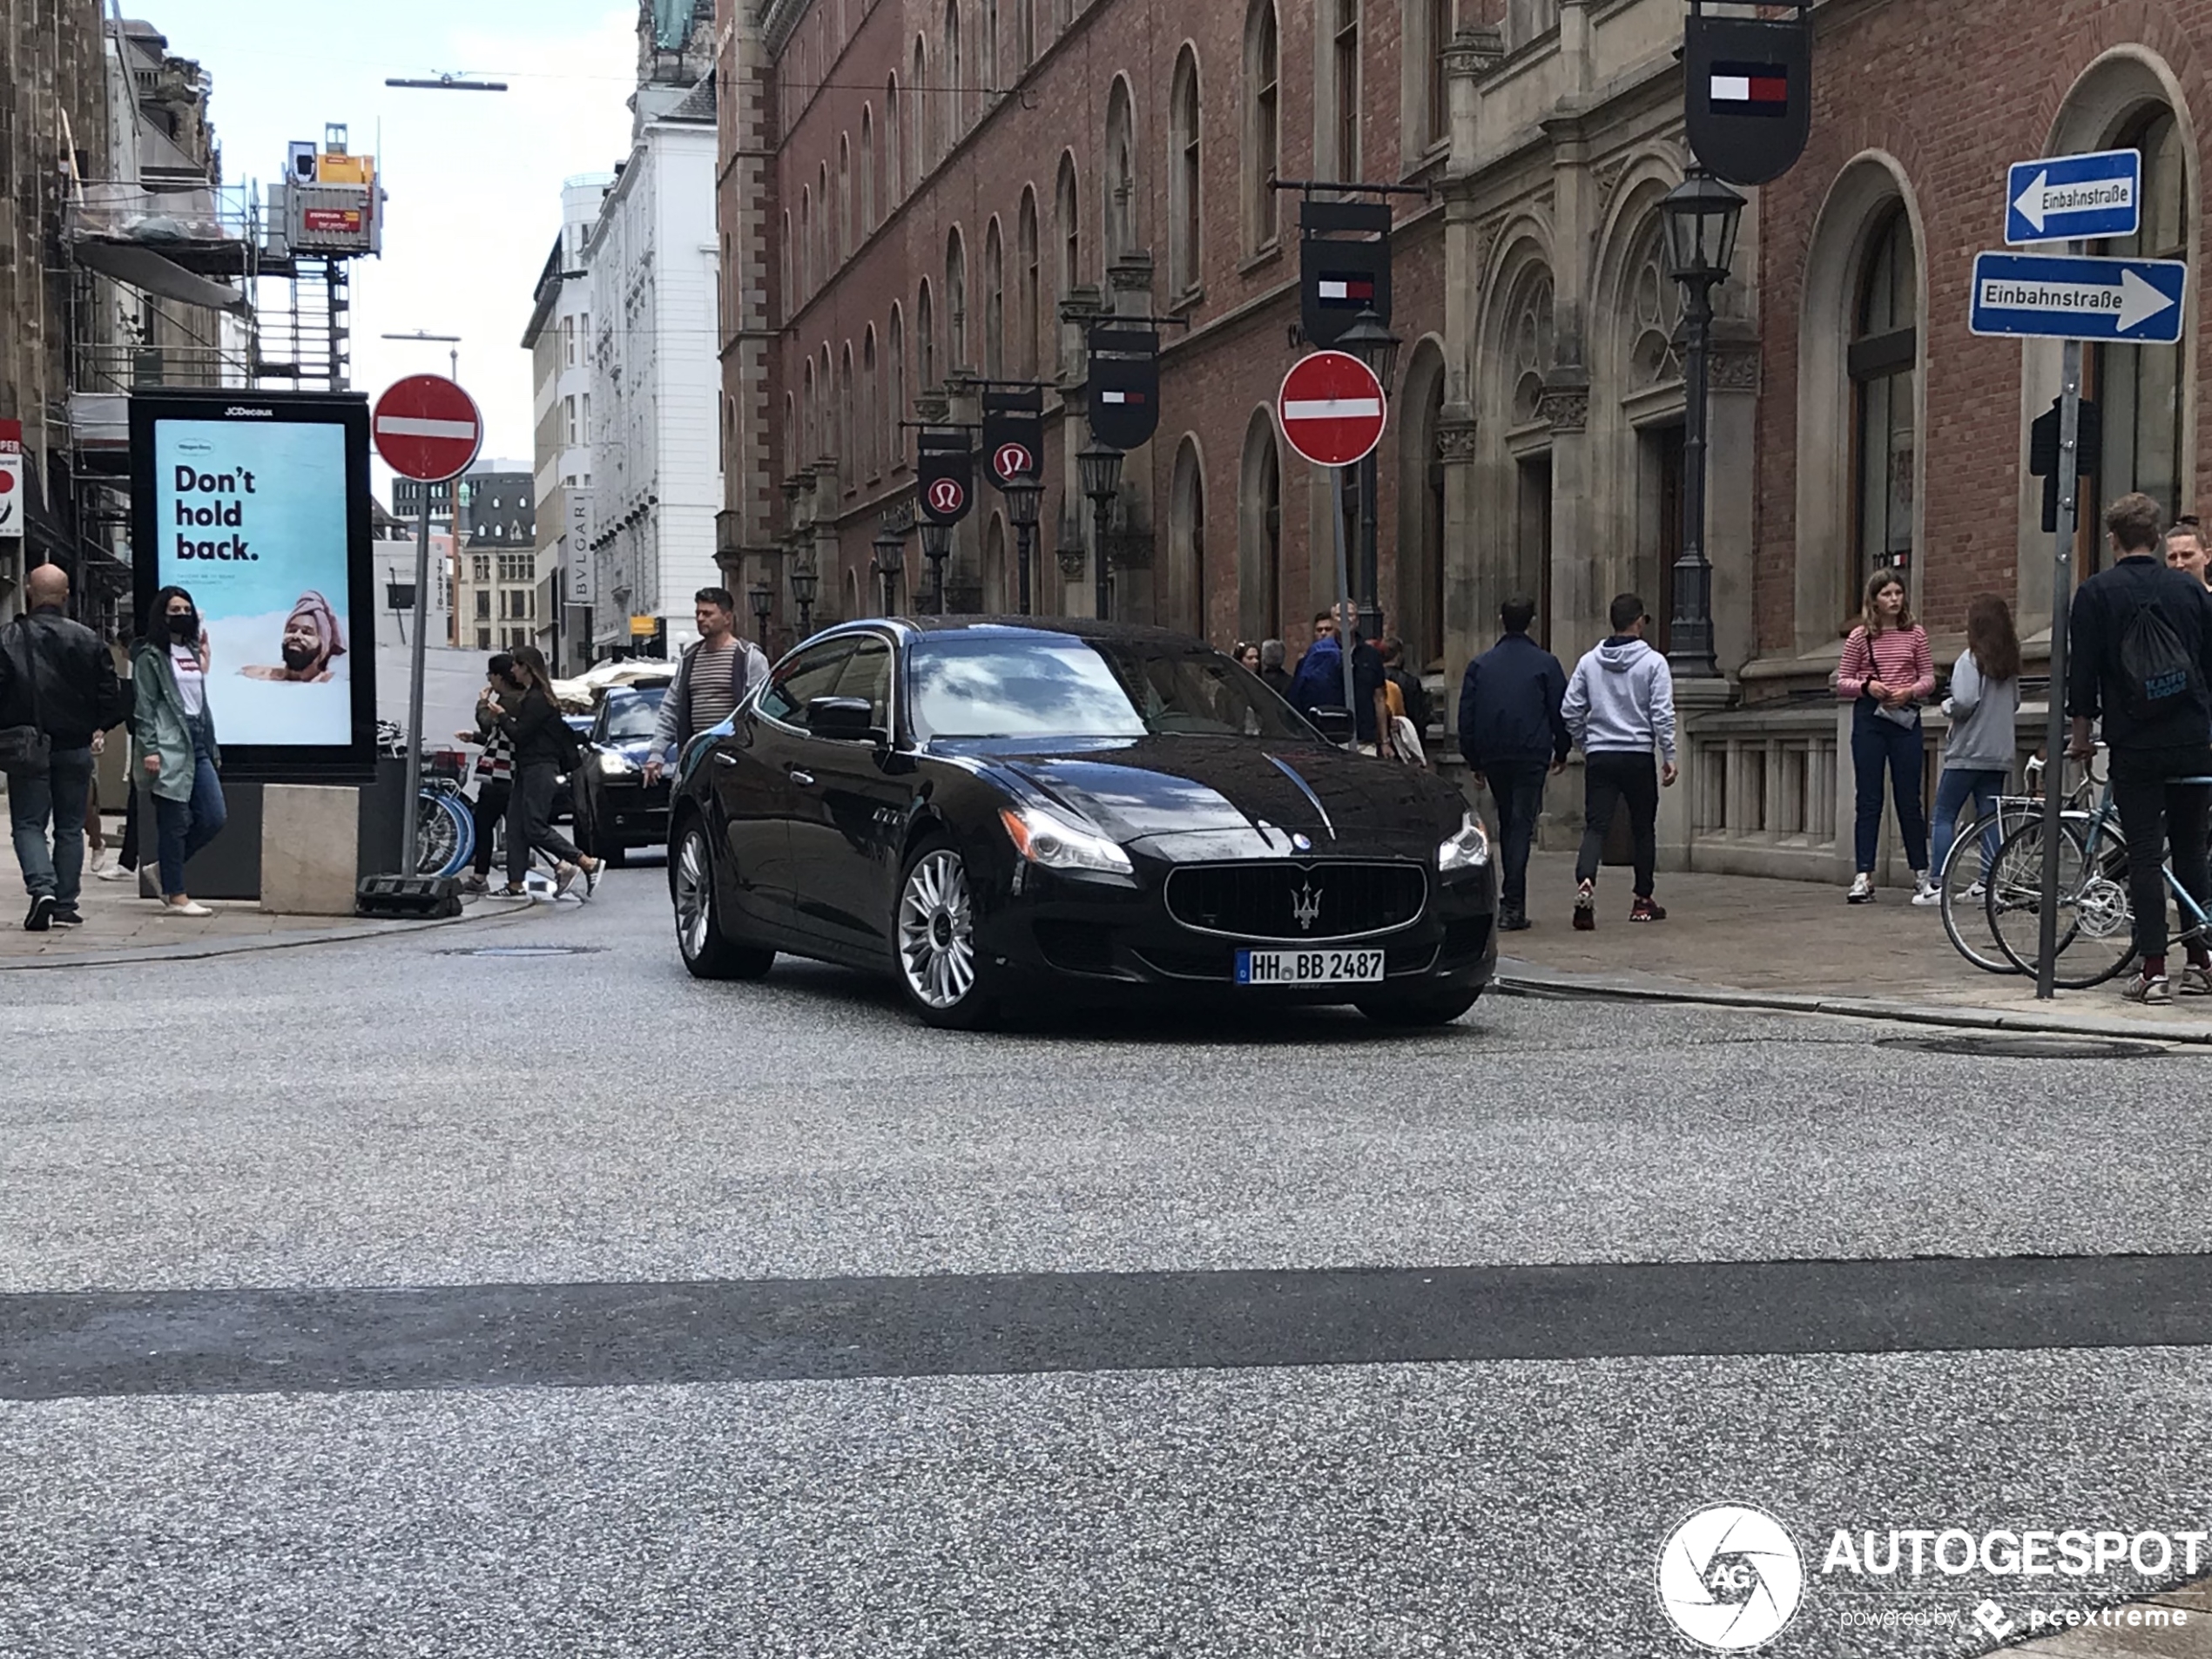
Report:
1836,568,1937,905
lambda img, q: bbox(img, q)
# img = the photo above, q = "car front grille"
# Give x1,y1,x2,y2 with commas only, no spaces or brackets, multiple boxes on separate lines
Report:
1163,861,1428,941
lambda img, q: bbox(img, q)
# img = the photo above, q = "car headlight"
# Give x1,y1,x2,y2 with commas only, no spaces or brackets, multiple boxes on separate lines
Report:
598,751,635,776
999,803,1134,876
1438,810,1491,873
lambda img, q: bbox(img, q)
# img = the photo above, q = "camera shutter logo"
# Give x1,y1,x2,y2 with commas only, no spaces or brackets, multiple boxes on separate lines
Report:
1656,1505,1804,1651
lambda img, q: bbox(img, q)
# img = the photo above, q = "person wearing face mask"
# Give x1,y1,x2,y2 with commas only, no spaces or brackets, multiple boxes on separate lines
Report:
130,585,226,917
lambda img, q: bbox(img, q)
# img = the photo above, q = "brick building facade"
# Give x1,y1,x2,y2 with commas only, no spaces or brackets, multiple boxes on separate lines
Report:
718,0,2209,880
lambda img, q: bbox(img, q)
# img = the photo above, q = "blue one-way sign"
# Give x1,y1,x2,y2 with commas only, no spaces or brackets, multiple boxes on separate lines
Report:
2006,148,2141,243
1969,252,2188,343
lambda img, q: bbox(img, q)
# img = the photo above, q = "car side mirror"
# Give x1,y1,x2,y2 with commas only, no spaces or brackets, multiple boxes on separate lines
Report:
1308,706,1356,745
806,696,884,743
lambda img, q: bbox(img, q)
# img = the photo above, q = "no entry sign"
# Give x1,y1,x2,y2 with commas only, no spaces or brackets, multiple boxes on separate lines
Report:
1277,351,1386,468
372,374,482,482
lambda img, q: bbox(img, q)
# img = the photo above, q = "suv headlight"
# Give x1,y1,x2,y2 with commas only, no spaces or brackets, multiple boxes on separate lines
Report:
598,751,635,776
999,804,1134,876
1438,810,1491,873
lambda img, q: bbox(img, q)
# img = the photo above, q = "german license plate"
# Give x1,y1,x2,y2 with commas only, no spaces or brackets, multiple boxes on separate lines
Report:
1235,948,1386,985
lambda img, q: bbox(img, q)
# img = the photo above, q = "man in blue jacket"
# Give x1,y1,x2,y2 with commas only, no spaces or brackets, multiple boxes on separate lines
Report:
1457,597,1568,931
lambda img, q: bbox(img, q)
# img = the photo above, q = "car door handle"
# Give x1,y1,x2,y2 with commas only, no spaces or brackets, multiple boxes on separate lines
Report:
712,751,739,768
787,768,817,787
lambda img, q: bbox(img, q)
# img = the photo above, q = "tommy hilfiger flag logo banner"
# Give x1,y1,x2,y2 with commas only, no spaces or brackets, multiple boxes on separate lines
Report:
1683,7,1811,186
1316,273,1377,307
1707,63,1789,118
1086,325,1160,451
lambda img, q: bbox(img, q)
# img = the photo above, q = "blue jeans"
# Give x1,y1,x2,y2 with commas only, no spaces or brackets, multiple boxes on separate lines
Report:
10,745,95,907
153,717,226,897
1930,766,2007,883
1851,701,1929,874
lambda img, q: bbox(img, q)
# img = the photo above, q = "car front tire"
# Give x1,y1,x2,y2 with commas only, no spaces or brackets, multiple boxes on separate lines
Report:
672,819,773,981
894,839,999,1029
1356,986,1480,1028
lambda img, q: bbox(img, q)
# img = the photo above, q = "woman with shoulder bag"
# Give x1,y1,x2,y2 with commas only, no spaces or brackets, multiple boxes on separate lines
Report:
1836,567,1936,906
1929,595,2022,898
491,644,601,900
131,585,226,917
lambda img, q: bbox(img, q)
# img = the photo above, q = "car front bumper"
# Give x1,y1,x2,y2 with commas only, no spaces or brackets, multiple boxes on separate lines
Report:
593,777,672,846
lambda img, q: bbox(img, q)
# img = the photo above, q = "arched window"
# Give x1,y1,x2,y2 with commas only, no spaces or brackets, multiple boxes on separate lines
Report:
839,343,855,474
859,109,875,231
1330,0,1360,179
1169,50,1202,295
1244,0,1279,250
984,218,1006,378
1422,0,1453,152
820,345,834,462
2096,107,2188,532
799,187,813,297
946,228,968,369
783,392,798,475
1624,220,1683,392
1170,436,1207,637
1510,273,1554,425
1238,409,1283,642
918,279,937,388
911,37,929,169
1851,206,1918,580
1017,186,1041,377
1104,79,1135,260
887,304,907,468
942,2,963,145
802,357,818,458
818,162,832,280
980,0,998,94
1055,152,1081,296
886,75,903,199
861,327,880,475
780,211,794,319
1016,0,1035,70
837,134,853,257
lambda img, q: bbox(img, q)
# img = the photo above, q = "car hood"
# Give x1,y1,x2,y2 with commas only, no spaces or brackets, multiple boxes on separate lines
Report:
940,735,1457,850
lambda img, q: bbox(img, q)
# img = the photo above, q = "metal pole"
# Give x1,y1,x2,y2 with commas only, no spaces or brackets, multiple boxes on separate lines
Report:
2036,338,2084,1001
1357,447,1381,645
1093,499,1112,621
1668,274,1719,677
398,490,433,873
1332,465,1357,745
1016,523,1033,616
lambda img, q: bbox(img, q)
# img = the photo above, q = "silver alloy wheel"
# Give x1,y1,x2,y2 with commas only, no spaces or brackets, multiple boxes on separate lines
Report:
674,828,712,961
898,848,976,1009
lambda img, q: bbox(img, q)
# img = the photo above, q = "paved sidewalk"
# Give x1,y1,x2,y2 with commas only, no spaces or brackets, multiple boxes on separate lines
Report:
0,851,539,968
1497,853,2212,1043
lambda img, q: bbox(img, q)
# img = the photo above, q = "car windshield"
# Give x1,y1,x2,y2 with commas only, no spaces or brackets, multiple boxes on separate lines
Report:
602,689,664,741
907,632,1318,742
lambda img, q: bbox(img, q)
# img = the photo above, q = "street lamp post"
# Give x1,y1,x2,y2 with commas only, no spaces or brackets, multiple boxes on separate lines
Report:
920,522,954,614
789,559,818,637
1077,444,1124,621
1003,480,1043,616
871,518,907,617
1337,307,1402,647
1658,168,1745,679
747,578,773,646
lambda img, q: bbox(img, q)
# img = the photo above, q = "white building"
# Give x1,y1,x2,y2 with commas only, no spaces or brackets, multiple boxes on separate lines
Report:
522,172,612,674
583,67,720,659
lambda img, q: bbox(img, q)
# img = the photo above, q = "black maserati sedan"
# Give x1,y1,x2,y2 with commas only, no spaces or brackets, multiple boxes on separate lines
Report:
664,617,1496,1029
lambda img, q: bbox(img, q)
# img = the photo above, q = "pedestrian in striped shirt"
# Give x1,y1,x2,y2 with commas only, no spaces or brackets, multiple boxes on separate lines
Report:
1837,567,1936,905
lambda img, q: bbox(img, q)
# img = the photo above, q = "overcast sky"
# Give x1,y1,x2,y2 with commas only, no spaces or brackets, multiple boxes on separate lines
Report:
152,0,643,475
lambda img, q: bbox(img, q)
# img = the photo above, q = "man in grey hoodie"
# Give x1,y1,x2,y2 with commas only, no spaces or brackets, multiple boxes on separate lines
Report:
1561,594,1677,929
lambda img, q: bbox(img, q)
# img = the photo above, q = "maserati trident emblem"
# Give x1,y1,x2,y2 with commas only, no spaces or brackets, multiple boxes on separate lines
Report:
1291,879,1323,932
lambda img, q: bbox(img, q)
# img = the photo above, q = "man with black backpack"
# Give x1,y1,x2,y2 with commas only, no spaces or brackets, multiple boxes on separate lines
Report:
2067,491,2212,1003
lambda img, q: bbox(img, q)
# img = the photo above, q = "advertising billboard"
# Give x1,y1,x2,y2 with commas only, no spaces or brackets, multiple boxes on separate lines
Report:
130,389,377,778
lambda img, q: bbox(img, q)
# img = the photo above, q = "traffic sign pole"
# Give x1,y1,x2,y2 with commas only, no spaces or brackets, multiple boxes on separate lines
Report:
1330,469,1357,741
403,496,433,874
2036,341,2083,1001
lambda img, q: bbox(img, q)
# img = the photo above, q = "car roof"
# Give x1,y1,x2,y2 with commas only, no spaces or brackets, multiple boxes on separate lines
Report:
805,616,1216,651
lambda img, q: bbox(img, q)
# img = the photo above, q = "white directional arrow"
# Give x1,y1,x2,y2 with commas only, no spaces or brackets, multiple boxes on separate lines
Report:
2120,266,2176,333
2013,169,2049,235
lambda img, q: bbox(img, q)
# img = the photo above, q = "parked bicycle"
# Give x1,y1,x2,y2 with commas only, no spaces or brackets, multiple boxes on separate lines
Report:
1934,752,2096,975
1974,749,2212,988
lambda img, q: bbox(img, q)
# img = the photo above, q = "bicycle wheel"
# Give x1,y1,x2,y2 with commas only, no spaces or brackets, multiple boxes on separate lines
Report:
1938,806,2021,974
1986,818,2137,988
415,791,472,879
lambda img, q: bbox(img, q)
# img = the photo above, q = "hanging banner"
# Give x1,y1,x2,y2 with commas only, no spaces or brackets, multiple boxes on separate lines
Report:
1683,8,1813,186
1086,327,1160,451
917,429,974,525
0,419,21,541
566,487,594,605
1299,200,1393,349
981,388,1043,487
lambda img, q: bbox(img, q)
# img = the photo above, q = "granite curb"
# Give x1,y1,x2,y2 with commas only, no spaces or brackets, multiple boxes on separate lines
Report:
0,897,546,972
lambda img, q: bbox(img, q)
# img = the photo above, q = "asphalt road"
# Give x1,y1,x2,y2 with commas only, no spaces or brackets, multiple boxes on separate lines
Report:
3,860,2209,1658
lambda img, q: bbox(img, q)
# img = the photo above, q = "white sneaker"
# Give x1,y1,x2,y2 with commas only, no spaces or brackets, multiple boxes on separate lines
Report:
86,847,112,874
93,864,136,882
1847,873,1875,905
1910,873,1941,907
161,900,212,918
